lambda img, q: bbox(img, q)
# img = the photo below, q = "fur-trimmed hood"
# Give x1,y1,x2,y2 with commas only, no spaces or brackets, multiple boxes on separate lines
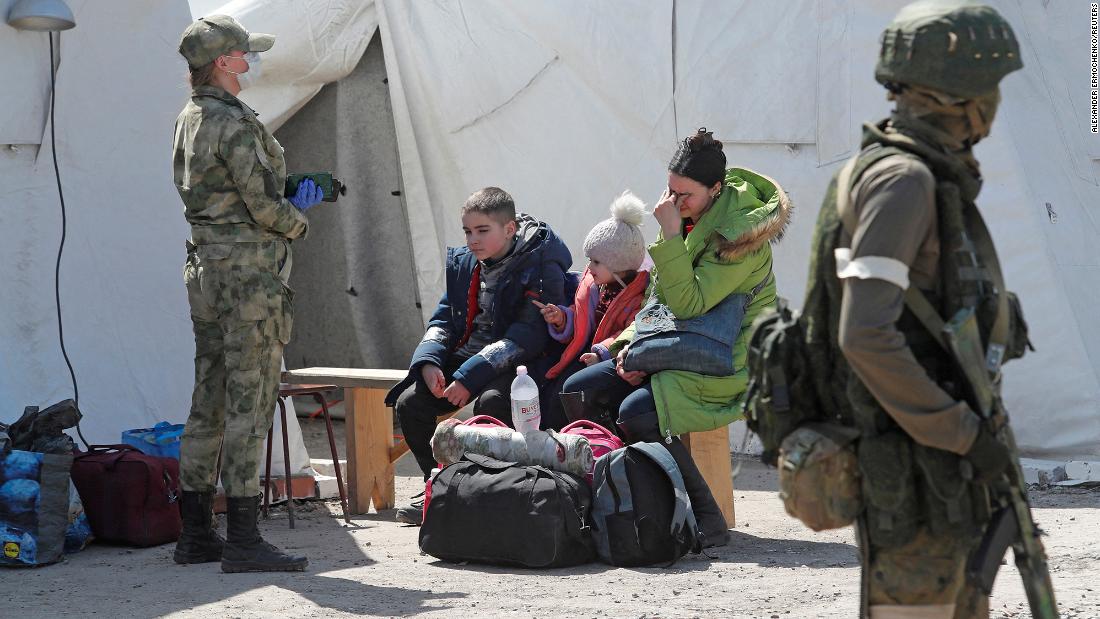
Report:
710,167,792,261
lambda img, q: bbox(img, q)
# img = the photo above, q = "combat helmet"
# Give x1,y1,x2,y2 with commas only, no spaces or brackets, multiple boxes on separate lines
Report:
875,1,1023,99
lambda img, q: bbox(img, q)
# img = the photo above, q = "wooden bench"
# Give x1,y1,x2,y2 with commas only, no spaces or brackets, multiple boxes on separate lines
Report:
282,367,412,514
683,425,736,527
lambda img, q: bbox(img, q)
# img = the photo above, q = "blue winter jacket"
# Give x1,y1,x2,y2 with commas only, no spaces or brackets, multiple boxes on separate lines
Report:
385,214,572,404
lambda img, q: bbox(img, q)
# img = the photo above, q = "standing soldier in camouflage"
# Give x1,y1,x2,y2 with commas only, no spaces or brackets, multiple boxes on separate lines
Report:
797,2,1053,617
172,15,323,573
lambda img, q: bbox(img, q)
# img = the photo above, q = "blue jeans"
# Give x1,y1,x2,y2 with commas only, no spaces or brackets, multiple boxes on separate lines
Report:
560,359,660,439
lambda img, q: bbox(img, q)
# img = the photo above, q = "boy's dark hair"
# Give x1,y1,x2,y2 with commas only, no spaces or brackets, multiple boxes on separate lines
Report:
668,127,726,188
461,187,516,224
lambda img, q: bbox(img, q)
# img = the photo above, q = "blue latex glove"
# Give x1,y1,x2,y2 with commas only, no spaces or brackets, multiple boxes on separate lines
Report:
288,178,324,212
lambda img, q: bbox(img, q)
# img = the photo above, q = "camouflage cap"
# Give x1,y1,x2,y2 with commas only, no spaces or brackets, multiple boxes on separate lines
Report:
179,14,274,69
875,1,1022,99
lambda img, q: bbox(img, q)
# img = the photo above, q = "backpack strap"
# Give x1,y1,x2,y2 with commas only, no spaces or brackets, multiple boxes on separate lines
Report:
746,270,774,305
611,450,638,504
629,442,698,536
967,208,1010,377
590,450,622,559
835,155,860,235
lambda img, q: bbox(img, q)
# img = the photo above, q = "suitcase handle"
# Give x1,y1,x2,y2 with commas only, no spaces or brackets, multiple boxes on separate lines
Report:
83,443,141,451
75,443,142,469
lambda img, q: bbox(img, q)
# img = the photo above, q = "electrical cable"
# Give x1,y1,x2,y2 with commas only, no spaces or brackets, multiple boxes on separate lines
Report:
47,32,89,450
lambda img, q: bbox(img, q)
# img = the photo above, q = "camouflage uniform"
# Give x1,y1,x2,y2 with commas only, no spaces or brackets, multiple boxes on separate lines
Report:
171,14,311,573
800,4,1032,618
173,82,308,498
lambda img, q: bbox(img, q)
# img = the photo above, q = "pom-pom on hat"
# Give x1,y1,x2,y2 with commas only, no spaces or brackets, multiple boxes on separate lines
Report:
582,190,647,273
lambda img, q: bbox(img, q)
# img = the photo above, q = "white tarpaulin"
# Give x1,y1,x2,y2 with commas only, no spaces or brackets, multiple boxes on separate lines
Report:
303,0,1100,460
193,0,379,129
2,0,1097,462
374,0,1100,460
0,0,311,475
0,0,197,443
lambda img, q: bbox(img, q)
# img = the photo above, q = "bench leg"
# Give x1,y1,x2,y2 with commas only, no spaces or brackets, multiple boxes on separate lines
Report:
685,425,736,528
277,397,295,529
315,393,350,524
345,386,395,513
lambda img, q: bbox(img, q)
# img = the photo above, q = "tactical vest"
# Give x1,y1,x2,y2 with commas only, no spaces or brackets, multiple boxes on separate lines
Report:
800,119,1030,548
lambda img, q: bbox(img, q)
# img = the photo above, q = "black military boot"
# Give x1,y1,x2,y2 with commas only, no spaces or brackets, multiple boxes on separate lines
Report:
221,495,308,573
619,416,730,548
173,491,224,564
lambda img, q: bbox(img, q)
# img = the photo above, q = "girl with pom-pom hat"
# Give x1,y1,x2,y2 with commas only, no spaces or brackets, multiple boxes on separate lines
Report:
533,190,651,430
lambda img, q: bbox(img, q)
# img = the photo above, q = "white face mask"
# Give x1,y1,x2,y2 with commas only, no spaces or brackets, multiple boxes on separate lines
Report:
223,51,262,90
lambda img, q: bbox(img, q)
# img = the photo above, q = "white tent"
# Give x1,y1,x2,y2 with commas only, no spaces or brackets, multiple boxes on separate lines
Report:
0,0,309,475
3,0,1097,464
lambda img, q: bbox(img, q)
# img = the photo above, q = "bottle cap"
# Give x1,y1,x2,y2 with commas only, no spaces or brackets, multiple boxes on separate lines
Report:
516,365,528,376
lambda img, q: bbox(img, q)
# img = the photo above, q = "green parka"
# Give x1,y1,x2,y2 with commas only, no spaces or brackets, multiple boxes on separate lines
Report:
612,167,791,438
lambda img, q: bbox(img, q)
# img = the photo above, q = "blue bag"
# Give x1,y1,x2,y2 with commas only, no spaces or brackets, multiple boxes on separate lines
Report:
0,449,77,566
121,422,185,460
623,274,771,376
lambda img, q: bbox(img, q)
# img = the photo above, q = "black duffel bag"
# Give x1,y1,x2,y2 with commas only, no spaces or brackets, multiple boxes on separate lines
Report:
419,453,595,568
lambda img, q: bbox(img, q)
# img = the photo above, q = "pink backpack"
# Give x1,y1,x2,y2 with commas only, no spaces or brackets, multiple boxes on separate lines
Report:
560,419,624,484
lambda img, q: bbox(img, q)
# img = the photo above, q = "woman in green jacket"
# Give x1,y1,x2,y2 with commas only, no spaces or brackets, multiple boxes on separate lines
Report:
562,129,791,546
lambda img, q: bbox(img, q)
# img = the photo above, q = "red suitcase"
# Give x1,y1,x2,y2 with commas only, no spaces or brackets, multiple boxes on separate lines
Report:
70,444,182,547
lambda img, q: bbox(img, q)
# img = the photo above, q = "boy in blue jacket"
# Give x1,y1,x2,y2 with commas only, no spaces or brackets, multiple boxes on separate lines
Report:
385,187,571,524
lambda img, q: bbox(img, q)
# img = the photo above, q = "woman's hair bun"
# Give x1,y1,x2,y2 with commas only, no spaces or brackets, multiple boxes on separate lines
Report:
686,127,722,153
668,126,726,187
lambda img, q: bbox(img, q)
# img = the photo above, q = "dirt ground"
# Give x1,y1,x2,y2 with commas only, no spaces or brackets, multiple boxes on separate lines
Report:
4,415,1097,618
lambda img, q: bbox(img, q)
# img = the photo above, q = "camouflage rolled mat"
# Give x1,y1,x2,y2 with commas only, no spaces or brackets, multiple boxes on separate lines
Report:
431,418,594,477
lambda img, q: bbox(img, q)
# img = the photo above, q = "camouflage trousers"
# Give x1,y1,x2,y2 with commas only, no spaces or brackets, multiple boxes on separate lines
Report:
179,241,292,497
862,526,989,619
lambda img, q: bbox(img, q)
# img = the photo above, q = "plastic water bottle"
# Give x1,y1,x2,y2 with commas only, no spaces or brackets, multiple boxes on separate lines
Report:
510,366,541,433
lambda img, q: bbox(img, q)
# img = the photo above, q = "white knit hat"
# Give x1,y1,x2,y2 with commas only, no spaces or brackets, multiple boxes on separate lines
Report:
582,190,647,273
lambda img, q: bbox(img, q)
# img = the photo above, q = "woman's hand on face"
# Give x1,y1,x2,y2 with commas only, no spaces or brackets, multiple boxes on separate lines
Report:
615,349,647,386
653,187,682,238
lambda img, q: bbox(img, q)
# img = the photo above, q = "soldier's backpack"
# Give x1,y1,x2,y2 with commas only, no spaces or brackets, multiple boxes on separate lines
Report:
589,443,702,567
742,301,822,465
742,303,863,532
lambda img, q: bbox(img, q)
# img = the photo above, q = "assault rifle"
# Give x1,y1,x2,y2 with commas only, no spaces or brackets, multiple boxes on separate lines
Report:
935,303,1059,619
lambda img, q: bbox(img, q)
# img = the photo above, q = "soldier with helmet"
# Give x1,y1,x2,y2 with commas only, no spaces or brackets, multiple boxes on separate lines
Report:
796,1,1052,616
171,15,324,573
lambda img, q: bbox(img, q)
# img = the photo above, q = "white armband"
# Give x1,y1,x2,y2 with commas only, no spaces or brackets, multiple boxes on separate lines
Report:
834,248,910,290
